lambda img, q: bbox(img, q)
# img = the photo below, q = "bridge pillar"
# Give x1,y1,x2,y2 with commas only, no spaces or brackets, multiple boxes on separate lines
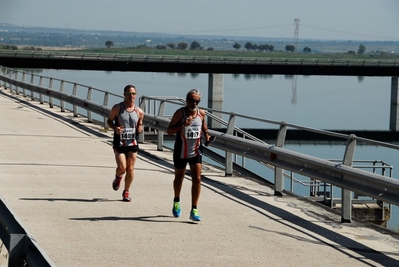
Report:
390,76,399,131
207,74,223,129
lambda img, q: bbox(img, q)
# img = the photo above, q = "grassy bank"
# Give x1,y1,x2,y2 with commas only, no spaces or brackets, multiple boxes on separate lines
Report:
67,47,399,61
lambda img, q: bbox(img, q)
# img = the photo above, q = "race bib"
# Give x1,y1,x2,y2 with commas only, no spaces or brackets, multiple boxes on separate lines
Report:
184,126,200,139
120,127,135,140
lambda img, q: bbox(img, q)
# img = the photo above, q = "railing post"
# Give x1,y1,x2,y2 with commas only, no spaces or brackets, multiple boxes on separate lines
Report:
60,80,65,112
87,87,93,122
139,97,147,144
8,69,13,93
48,78,54,108
14,71,19,95
102,91,109,128
224,113,236,176
22,72,27,97
0,66,4,87
274,122,288,196
72,83,78,117
341,134,357,223
0,66,3,87
30,74,35,100
39,76,44,104
155,100,166,151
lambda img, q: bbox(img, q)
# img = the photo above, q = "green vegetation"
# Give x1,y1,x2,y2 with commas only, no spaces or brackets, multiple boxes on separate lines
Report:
59,46,399,61
1,41,398,62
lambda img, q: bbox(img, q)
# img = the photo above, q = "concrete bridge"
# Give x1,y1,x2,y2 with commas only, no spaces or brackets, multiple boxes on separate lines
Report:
0,50,398,76
1,83,399,266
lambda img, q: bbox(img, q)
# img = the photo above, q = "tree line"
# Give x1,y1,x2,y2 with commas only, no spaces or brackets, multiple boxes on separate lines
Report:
105,40,368,54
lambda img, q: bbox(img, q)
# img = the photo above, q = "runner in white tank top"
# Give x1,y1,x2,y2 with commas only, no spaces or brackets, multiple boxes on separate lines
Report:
107,85,144,202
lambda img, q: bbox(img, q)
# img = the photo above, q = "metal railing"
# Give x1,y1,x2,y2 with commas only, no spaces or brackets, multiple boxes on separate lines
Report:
1,65,399,264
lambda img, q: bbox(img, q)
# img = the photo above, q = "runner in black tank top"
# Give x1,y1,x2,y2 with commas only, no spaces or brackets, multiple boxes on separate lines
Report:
167,89,214,221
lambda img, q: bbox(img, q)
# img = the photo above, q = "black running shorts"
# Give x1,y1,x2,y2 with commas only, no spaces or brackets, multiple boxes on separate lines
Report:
113,145,139,154
173,155,202,169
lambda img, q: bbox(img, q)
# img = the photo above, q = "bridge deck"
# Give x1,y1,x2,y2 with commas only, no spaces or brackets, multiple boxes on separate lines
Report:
1,88,399,267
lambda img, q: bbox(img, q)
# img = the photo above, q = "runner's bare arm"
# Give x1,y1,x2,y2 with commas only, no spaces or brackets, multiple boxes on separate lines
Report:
136,108,144,134
107,105,123,133
167,109,184,135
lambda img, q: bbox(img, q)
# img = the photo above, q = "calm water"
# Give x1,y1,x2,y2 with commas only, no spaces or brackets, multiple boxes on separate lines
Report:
38,69,398,230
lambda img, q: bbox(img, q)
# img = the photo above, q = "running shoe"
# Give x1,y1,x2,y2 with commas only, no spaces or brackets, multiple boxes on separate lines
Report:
122,190,131,202
172,202,181,217
189,208,201,221
112,176,122,191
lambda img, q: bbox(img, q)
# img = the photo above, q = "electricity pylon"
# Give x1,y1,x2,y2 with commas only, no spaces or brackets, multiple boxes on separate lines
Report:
294,18,300,52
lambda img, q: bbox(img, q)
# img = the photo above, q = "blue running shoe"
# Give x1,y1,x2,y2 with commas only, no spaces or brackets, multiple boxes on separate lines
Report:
190,208,201,221
172,202,181,217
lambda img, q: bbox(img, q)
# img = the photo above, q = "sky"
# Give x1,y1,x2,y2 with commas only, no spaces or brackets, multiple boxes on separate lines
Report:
1,0,398,41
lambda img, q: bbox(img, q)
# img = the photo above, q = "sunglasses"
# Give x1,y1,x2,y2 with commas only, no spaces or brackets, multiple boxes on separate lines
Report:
187,98,200,104
125,92,137,95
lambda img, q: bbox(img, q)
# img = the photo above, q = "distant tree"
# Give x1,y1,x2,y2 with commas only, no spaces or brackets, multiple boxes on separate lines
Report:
233,42,241,51
105,40,114,48
156,45,166,49
177,42,188,50
207,47,214,51
257,44,274,52
268,45,274,52
346,50,356,55
303,47,311,53
190,41,201,50
285,44,295,52
358,44,366,55
167,43,176,49
244,42,253,50
258,44,266,51
252,44,258,50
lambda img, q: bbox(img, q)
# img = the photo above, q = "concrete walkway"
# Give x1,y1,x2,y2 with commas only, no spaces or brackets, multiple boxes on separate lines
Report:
1,87,399,267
